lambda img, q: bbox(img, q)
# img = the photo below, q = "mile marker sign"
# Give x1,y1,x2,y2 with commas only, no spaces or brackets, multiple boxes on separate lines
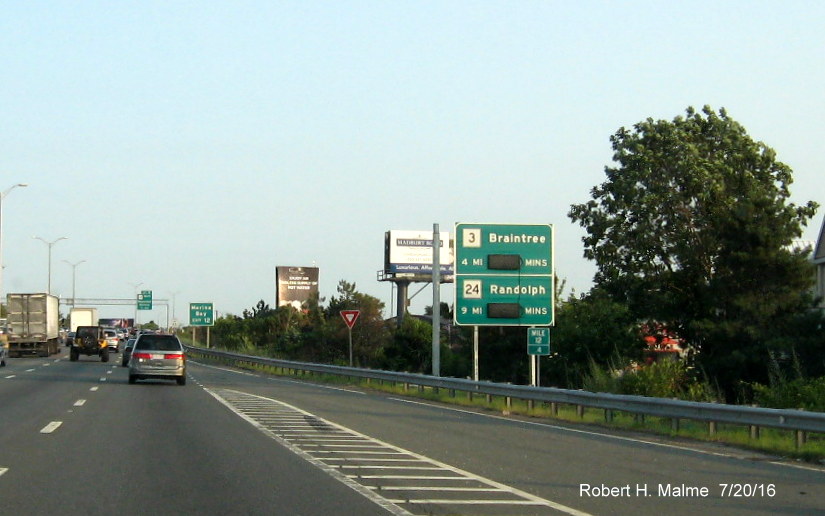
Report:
340,310,360,329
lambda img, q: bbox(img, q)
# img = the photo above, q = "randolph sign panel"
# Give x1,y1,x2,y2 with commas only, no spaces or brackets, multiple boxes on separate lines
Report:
454,223,554,326
276,266,319,309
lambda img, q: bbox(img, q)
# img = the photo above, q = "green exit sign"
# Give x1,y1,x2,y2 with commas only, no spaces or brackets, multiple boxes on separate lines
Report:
189,303,214,326
137,290,153,310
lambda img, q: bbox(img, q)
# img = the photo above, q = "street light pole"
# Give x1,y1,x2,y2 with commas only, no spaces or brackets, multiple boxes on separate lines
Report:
170,290,181,332
33,236,67,295
0,183,28,311
63,260,86,307
128,282,143,329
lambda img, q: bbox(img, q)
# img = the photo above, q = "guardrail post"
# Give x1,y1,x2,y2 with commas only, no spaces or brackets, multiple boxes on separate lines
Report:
796,430,807,449
749,425,760,440
709,421,717,436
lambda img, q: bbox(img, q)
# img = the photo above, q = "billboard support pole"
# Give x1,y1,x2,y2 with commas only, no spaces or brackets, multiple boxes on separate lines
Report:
432,223,440,377
395,281,409,327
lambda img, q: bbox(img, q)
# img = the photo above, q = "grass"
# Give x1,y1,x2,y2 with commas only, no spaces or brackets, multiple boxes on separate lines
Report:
193,351,825,464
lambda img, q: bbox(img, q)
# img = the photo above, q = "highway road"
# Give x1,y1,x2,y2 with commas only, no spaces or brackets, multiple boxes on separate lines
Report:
1,350,823,515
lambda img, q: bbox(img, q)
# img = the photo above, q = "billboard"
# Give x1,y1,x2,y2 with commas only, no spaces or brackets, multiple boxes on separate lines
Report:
99,318,134,329
384,230,454,276
276,266,320,309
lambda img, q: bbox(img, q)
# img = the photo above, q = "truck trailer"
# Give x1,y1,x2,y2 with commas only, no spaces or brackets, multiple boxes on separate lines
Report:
6,293,60,357
70,307,99,332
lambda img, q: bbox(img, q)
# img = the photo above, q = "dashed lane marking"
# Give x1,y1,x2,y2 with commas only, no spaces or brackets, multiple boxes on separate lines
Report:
206,388,591,516
40,421,62,434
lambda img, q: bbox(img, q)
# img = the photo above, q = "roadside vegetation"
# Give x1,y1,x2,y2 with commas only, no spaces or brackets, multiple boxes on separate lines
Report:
182,106,825,458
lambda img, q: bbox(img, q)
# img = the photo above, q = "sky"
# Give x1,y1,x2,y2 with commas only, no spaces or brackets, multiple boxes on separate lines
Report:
2,1,824,325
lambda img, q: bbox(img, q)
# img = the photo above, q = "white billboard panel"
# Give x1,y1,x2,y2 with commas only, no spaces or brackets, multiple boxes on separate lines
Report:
385,230,454,275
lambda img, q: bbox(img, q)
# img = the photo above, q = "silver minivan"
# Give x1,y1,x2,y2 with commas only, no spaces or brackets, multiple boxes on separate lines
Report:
128,334,186,385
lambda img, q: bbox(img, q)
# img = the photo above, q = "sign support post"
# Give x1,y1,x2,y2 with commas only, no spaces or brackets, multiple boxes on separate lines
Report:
432,223,440,377
340,310,360,367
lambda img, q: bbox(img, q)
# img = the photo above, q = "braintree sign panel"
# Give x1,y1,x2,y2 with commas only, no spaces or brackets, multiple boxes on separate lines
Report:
384,230,454,275
276,266,319,309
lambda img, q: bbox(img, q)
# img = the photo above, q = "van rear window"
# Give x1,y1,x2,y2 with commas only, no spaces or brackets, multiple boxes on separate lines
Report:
135,335,182,351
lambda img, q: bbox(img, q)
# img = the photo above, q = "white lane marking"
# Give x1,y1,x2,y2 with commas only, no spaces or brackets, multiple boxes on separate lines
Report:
40,421,62,434
387,397,825,473
192,361,366,394
209,388,592,516
74,399,86,407
0,467,8,477
205,389,413,516
90,386,99,391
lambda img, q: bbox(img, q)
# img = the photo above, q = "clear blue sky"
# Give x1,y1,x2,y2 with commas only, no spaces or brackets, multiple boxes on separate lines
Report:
2,1,823,323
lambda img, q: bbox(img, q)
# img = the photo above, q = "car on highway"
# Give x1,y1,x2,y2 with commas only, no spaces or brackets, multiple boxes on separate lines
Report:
128,333,186,385
103,329,120,352
121,338,136,367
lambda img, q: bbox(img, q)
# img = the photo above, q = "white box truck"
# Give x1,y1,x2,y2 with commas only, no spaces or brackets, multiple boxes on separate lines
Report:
69,307,99,332
6,293,60,357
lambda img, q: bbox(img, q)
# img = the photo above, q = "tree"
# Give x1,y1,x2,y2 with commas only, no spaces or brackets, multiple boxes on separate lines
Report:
325,280,390,366
568,106,819,397
544,290,640,388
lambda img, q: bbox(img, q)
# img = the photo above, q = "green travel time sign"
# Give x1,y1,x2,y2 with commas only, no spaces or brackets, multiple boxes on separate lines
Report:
454,223,554,327
455,223,552,276
455,275,553,326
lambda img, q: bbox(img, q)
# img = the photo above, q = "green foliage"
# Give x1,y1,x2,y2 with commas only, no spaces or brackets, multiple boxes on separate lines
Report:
568,105,819,398
543,289,641,388
752,377,825,412
325,280,391,366
381,316,432,373
580,359,621,394
582,358,720,402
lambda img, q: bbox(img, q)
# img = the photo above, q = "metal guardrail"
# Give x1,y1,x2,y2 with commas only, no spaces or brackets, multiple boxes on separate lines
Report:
186,346,825,442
